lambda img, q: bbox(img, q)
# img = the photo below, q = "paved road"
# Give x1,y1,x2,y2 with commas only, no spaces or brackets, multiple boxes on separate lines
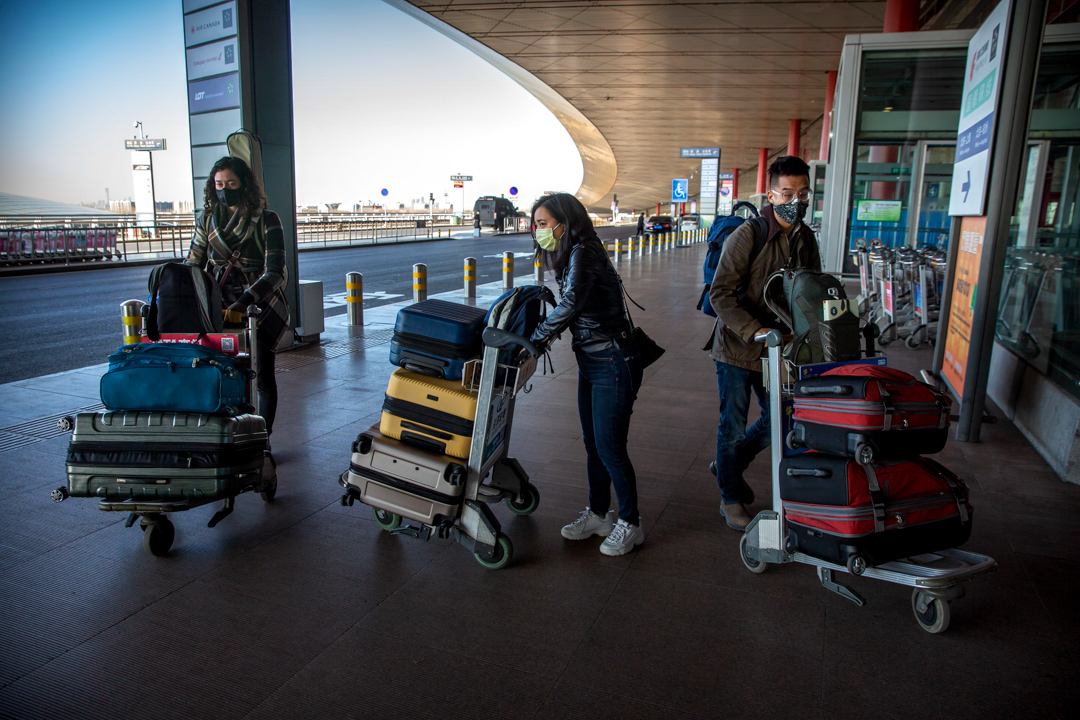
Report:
0,226,637,384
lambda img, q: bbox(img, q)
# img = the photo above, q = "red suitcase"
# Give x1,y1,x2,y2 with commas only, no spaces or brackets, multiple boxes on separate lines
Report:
788,365,951,462
780,453,972,572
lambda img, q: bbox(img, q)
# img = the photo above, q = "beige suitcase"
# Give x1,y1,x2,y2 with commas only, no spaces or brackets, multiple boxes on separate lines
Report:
346,424,467,527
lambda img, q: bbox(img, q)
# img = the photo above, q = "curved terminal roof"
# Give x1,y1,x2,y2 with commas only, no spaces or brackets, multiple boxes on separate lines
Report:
389,0,889,211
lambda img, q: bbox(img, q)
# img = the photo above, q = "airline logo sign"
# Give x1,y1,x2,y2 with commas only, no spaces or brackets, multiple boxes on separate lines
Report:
949,0,1010,216
187,37,239,81
188,73,240,114
185,1,237,48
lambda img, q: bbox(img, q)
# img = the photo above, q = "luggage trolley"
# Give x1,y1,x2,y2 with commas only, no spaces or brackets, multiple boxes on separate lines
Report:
739,330,997,633
339,323,542,570
52,306,277,556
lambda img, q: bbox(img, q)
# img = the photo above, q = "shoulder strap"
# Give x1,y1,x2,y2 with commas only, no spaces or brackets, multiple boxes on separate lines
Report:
189,265,218,334
747,217,769,268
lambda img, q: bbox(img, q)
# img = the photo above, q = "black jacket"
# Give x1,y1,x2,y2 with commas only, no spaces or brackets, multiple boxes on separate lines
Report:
530,238,632,354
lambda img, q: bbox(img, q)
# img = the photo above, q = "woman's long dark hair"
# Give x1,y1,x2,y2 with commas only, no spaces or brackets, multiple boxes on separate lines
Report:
531,193,597,276
202,156,267,219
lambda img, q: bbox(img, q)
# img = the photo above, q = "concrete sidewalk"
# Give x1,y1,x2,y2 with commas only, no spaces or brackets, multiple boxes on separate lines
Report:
0,241,1077,719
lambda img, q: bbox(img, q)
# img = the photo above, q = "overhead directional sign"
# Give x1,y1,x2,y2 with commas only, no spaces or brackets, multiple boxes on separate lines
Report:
672,179,689,202
450,175,472,182
125,138,166,151
948,0,1010,216
680,147,719,158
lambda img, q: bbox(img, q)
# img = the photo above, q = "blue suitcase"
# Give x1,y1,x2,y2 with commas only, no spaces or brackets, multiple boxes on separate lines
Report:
389,299,487,380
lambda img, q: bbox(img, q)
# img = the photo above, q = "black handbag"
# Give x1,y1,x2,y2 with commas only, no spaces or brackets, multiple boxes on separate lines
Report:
615,270,665,368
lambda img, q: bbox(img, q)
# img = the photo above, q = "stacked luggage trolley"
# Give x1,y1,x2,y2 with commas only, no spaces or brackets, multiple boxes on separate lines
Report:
739,330,997,634
851,242,947,350
339,294,546,570
52,307,277,556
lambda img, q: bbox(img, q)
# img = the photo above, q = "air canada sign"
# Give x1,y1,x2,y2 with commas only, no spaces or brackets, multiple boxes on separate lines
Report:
184,2,237,48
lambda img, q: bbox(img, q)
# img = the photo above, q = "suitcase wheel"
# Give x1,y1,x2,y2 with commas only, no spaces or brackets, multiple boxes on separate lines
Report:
911,590,951,634
739,534,768,575
140,516,175,557
373,508,402,531
505,483,540,515
474,534,513,570
846,553,868,576
260,454,277,502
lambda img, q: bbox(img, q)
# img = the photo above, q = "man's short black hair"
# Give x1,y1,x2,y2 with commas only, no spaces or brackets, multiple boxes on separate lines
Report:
768,156,811,189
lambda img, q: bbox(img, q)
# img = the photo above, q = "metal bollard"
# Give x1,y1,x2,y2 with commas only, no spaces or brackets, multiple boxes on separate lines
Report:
649,234,656,254
639,234,646,257
503,251,514,290
613,237,621,263
346,272,363,326
413,263,427,303
464,257,476,299
121,299,145,345
534,255,544,285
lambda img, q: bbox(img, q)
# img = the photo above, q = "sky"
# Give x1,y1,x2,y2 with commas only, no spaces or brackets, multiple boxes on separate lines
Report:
0,0,584,213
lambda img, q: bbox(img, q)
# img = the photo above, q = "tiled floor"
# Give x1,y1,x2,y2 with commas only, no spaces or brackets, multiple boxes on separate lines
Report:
0,244,1077,719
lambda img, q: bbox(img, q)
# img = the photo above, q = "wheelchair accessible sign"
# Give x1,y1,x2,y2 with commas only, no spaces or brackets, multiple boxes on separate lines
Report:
671,178,689,202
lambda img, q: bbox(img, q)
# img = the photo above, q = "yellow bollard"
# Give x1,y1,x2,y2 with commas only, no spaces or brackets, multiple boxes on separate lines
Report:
413,263,427,303
346,272,363,326
534,255,544,285
503,251,514,290
121,299,145,345
464,257,476,299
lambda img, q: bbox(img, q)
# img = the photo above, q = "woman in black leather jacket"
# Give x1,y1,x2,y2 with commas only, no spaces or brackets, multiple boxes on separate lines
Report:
528,193,645,556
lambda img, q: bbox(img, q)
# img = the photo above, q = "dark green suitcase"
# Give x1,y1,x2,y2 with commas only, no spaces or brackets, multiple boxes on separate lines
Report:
65,411,267,501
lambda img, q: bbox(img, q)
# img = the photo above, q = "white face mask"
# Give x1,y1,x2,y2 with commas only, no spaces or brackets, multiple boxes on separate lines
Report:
536,224,562,251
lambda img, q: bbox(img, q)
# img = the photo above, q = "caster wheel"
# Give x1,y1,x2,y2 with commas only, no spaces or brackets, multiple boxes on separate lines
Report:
373,508,402,531
739,533,768,574
474,534,513,570
854,443,875,466
912,590,951,634
785,430,803,451
905,334,922,350
142,517,175,557
846,553,868,576
260,454,277,502
57,416,73,432
505,483,540,515
878,336,893,347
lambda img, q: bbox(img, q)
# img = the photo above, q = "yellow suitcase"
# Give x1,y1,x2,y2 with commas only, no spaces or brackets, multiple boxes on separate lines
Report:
380,369,477,459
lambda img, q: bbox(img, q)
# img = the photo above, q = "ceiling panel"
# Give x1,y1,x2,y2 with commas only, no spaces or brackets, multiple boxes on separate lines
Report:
402,0,892,210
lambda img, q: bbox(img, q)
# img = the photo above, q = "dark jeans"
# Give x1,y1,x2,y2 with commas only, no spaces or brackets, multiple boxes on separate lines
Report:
576,346,644,525
257,340,277,434
714,360,770,504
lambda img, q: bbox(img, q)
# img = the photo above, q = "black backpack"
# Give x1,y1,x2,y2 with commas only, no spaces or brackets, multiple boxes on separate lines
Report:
485,285,557,353
146,262,223,340
697,203,767,318
763,268,862,365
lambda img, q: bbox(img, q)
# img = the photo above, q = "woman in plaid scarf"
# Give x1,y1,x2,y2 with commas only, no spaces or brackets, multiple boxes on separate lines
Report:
187,157,290,436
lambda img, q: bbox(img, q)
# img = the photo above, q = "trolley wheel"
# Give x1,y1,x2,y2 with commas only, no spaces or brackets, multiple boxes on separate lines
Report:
846,553,868,576
785,430,803,451
905,334,923,350
372,508,402,531
739,533,768,574
911,590,951,634
142,516,175,557
878,335,893,347
57,416,74,432
474,534,513,570
505,483,540,515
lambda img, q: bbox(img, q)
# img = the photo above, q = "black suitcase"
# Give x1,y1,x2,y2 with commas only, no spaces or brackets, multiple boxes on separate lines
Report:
65,411,267,501
389,299,487,381
780,453,972,572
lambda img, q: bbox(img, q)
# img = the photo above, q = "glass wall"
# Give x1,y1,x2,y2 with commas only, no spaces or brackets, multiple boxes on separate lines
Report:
842,48,967,270
996,40,1080,399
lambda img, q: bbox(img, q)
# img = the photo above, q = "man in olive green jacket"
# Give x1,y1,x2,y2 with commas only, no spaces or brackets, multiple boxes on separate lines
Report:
706,156,821,530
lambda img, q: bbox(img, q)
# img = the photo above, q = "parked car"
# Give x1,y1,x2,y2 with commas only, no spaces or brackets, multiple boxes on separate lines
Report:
679,214,701,231
644,216,673,235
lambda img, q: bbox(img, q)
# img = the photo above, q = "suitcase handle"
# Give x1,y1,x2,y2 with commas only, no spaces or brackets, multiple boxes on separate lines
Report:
482,327,541,357
785,468,832,478
798,385,853,396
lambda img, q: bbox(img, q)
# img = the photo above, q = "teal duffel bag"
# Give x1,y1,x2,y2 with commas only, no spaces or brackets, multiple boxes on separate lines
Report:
100,343,253,415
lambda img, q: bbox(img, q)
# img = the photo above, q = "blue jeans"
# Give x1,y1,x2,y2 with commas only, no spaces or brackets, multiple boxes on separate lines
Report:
576,347,644,525
714,360,770,504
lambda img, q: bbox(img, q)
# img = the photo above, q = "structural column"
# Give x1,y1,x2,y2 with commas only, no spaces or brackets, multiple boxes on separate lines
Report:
788,119,802,159
756,148,768,195
819,70,838,161
884,0,919,33
732,168,739,199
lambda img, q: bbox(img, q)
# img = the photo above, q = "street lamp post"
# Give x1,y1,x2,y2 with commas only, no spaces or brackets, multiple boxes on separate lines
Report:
133,121,158,231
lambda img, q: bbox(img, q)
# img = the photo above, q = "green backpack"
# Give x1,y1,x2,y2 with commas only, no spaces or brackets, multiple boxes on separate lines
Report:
763,268,862,365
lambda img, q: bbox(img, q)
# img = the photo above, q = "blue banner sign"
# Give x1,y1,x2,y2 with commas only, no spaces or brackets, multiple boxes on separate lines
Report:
188,73,240,114
680,147,719,158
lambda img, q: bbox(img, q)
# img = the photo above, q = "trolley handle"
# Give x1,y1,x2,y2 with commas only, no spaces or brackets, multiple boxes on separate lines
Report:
753,329,785,347
482,327,541,358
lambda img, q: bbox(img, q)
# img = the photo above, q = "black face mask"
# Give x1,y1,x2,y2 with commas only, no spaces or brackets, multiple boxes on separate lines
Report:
773,195,808,225
216,186,243,207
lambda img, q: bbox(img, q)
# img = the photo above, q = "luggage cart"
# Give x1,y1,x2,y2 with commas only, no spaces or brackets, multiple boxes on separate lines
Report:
739,330,997,633
339,326,541,570
51,306,277,556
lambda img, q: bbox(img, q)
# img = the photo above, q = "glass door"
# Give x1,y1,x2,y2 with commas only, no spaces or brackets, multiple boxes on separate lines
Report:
906,141,956,249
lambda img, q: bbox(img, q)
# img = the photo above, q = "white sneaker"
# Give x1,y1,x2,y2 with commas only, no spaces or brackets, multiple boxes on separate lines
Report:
561,508,614,540
599,519,645,556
